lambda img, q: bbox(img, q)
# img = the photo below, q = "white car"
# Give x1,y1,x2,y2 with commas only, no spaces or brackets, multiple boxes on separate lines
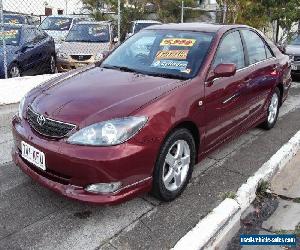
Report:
126,20,161,38
39,15,88,50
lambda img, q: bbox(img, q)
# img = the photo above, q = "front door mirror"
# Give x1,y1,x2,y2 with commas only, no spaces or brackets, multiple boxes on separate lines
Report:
21,43,34,53
213,63,237,78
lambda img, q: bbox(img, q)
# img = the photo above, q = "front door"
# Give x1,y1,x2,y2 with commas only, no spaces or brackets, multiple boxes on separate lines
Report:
203,30,249,151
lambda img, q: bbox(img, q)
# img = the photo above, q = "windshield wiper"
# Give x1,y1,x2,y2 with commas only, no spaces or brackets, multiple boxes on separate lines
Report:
147,72,188,80
102,65,142,74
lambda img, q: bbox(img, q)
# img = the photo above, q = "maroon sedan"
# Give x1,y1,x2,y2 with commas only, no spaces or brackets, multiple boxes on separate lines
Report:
12,23,291,205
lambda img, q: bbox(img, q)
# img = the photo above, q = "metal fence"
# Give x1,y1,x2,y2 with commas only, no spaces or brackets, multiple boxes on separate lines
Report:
0,0,123,79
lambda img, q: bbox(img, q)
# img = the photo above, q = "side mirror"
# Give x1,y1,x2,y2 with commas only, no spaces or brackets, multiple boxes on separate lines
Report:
213,63,236,79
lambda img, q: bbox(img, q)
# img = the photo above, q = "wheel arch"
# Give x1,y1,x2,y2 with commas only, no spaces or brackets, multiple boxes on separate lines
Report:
162,120,201,163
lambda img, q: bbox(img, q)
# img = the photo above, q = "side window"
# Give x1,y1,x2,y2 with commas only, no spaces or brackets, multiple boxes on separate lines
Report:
241,30,267,64
35,28,47,42
213,31,245,70
24,28,36,44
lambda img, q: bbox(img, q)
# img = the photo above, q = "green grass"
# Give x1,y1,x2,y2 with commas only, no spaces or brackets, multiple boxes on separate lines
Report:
256,180,270,197
220,191,236,200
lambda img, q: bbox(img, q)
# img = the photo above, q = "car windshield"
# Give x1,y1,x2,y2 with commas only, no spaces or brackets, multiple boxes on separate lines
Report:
134,23,158,33
66,24,110,43
0,27,21,46
40,17,72,31
4,15,26,24
289,34,300,45
102,29,214,79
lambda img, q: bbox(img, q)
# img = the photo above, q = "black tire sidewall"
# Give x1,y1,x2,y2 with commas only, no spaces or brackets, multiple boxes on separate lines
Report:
152,128,196,201
8,64,21,78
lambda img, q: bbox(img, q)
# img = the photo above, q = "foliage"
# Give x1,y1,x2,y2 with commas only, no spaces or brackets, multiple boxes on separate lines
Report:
216,0,300,42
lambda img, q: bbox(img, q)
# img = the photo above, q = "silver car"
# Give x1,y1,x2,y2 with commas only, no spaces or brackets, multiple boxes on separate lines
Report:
56,21,116,72
285,34,300,76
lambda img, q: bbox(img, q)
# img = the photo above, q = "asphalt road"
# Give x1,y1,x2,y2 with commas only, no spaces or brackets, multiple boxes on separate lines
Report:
1,81,300,250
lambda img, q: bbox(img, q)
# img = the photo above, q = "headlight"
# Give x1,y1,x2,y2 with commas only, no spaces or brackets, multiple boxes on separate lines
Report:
67,116,148,146
95,52,104,61
18,95,26,119
57,51,68,59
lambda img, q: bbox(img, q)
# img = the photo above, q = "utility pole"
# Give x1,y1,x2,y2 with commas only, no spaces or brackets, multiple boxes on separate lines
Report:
181,1,184,23
0,0,7,78
118,0,121,44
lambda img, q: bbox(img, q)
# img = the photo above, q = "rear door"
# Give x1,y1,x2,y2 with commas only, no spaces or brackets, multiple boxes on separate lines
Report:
239,29,278,121
203,30,249,150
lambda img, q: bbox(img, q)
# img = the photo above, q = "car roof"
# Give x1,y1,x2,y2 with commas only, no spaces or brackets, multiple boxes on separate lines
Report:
76,21,111,25
145,22,249,33
133,20,161,24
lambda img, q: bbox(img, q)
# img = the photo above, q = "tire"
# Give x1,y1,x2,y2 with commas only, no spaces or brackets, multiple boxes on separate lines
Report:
48,55,57,74
260,87,280,130
151,128,196,201
8,63,21,78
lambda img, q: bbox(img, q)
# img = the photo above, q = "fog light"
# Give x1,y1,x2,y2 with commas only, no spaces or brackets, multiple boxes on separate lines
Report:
85,182,122,194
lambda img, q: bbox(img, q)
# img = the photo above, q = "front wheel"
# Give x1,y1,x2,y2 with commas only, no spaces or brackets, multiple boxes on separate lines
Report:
151,128,196,201
8,64,21,78
260,88,280,130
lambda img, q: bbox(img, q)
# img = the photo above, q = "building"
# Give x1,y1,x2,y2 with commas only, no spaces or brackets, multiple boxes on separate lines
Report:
3,0,83,16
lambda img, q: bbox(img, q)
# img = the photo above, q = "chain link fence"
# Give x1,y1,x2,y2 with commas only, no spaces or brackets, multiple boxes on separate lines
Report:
0,0,122,79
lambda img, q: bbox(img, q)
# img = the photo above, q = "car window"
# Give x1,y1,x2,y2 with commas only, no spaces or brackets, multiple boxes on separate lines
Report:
103,30,215,79
40,17,73,31
24,28,36,44
34,28,47,43
0,27,21,46
213,31,245,70
241,30,267,64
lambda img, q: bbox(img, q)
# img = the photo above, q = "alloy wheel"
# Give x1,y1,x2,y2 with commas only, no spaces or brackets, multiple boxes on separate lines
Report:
162,140,191,192
268,92,279,124
10,66,21,78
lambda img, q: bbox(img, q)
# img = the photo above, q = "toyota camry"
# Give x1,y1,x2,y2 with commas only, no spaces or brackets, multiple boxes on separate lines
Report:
12,23,291,205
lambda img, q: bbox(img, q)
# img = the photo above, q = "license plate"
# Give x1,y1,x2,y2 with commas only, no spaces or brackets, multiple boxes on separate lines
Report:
21,141,46,170
76,63,87,68
291,65,298,70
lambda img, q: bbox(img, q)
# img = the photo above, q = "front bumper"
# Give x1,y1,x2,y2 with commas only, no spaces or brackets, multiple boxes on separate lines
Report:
291,60,300,73
12,116,155,205
57,58,95,72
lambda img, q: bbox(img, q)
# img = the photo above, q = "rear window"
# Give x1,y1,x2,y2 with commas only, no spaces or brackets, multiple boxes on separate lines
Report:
4,15,26,24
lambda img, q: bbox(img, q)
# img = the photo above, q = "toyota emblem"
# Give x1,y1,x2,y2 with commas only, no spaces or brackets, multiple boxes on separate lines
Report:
37,114,46,126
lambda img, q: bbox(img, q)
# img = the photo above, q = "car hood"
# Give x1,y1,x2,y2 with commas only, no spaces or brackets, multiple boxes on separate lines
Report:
30,67,184,127
285,45,300,55
59,42,111,55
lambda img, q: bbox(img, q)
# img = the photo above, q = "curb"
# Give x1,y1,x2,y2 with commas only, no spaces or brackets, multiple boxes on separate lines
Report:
173,130,300,250
0,74,60,105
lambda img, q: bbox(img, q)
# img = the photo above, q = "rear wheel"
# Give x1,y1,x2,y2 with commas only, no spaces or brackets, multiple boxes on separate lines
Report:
151,128,196,201
260,88,280,130
8,64,21,78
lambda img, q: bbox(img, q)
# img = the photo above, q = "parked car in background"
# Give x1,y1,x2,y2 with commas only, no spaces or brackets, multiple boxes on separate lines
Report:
3,14,31,24
126,20,161,38
57,21,116,72
12,23,291,205
0,24,56,78
284,33,300,78
39,15,86,50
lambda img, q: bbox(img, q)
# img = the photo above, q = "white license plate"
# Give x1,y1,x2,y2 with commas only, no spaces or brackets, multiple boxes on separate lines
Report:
292,65,298,70
21,141,46,170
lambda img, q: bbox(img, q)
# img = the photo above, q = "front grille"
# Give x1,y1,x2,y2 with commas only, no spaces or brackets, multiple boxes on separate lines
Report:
27,107,76,138
294,56,300,62
71,55,92,61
